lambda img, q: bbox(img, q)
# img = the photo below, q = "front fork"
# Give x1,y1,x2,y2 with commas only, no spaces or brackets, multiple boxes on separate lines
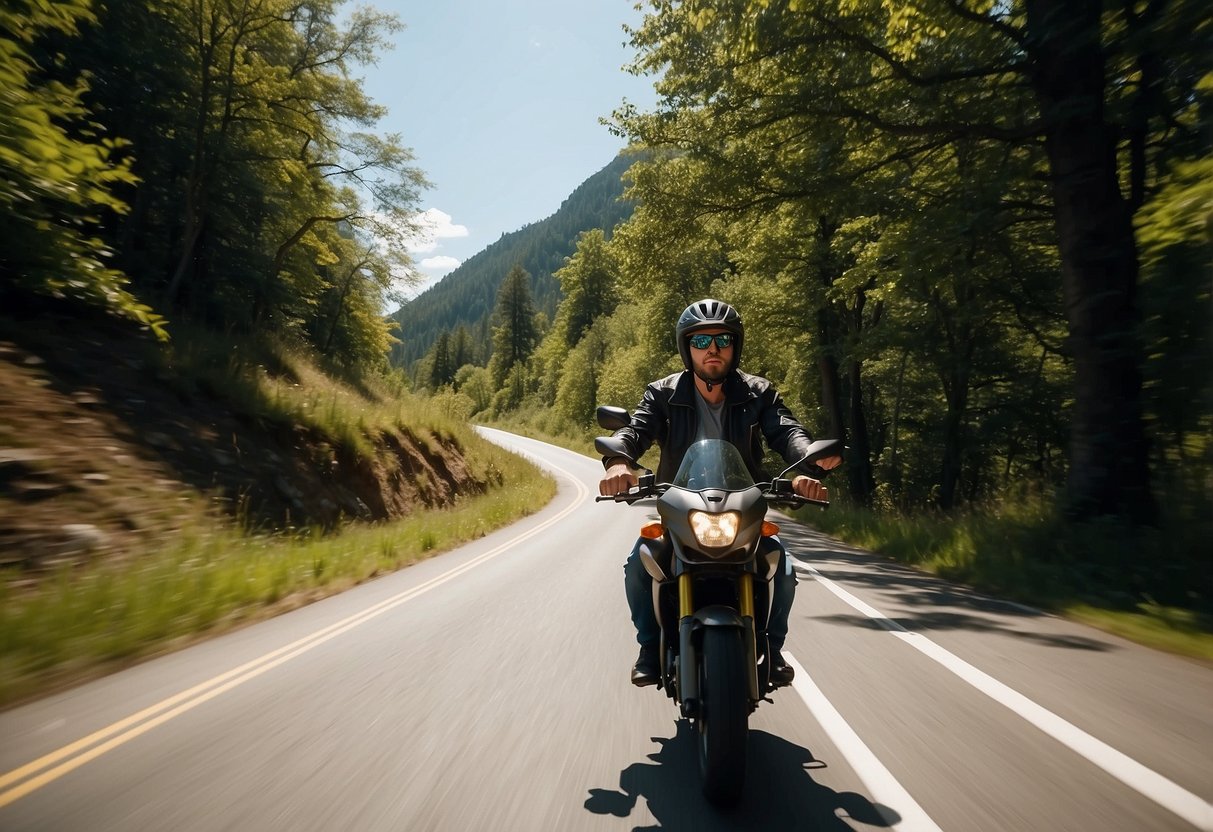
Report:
676,571,760,717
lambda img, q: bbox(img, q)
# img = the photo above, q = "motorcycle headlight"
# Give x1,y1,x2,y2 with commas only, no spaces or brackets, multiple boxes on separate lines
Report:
688,511,740,550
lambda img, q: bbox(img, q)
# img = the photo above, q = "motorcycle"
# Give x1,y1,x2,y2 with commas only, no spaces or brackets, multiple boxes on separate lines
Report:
595,405,842,806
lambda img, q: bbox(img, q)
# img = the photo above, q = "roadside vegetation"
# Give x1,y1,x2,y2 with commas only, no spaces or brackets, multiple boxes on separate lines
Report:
0,465,552,707
0,317,555,707
797,496,1212,662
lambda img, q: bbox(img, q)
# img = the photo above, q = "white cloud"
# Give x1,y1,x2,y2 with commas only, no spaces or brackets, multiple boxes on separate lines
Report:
407,208,469,254
420,255,461,271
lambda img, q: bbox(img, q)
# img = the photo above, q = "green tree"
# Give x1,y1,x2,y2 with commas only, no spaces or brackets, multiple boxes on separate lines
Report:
530,228,621,403
58,0,424,366
453,364,493,415
428,331,454,389
615,0,1208,522
489,265,539,387
0,0,161,334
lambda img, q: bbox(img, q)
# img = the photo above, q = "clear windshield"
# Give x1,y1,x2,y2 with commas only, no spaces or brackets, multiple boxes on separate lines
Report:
671,439,756,491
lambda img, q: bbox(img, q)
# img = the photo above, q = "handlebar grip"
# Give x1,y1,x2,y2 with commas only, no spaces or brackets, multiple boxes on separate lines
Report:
595,491,646,503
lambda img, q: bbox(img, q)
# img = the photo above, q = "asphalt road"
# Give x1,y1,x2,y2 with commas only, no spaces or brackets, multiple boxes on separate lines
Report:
1,428,1210,831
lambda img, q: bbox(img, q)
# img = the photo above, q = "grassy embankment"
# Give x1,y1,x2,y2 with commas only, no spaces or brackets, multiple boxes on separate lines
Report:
487,411,1212,662
0,334,556,706
801,498,1212,661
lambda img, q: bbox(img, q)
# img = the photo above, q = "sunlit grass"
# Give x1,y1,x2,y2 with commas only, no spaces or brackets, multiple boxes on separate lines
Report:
0,328,560,706
799,497,1212,661
0,438,555,706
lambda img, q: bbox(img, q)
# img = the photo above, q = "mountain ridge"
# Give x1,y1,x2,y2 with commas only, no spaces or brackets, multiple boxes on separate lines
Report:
389,152,637,370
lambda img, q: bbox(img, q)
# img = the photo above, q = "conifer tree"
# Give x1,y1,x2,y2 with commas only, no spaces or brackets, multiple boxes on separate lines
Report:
489,265,539,387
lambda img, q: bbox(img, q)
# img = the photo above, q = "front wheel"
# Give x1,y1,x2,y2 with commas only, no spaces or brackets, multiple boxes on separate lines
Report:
697,626,748,806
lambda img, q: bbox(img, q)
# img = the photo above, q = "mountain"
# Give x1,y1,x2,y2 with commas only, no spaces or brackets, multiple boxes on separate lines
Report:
389,152,637,369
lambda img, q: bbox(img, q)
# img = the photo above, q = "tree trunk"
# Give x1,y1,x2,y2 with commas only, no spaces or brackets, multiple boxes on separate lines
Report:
887,349,909,497
938,374,969,511
1025,0,1156,523
815,307,845,441
846,358,875,506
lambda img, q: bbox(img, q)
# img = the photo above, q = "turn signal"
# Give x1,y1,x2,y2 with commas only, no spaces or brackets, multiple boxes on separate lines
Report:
762,521,780,536
639,523,664,539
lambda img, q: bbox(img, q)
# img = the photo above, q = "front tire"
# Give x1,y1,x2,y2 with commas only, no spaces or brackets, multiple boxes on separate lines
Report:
697,626,748,806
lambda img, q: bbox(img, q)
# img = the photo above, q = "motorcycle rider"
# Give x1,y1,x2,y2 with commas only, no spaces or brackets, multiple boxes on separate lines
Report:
599,299,842,687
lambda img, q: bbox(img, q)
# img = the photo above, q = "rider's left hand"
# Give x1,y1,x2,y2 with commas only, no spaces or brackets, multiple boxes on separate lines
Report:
792,476,828,501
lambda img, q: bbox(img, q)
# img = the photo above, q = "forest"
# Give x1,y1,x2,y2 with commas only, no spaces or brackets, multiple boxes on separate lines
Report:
2,1,1209,610
424,1,1210,510
415,0,1210,606
2,0,422,369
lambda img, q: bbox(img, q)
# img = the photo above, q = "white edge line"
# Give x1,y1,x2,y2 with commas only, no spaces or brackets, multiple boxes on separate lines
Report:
796,563,1213,832
784,652,943,832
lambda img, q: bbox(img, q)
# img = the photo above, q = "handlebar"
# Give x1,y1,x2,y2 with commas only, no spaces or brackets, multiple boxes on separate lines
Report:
595,483,668,503
595,483,829,509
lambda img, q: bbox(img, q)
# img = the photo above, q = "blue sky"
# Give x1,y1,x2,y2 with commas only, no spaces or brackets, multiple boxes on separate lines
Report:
357,2,659,294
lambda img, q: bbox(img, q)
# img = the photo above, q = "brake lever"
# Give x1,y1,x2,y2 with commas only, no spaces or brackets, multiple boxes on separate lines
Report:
763,492,830,509
594,482,671,503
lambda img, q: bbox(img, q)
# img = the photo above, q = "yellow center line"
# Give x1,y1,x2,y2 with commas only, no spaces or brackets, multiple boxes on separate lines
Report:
0,459,588,809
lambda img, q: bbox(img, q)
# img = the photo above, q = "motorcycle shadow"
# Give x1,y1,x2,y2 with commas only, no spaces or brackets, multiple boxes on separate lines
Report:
584,719,898,830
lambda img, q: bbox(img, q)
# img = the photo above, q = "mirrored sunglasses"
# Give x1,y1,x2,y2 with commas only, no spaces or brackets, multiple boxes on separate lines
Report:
688,333,734,350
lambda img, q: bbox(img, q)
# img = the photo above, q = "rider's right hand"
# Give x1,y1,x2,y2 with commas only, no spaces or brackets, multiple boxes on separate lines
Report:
600,462,639,496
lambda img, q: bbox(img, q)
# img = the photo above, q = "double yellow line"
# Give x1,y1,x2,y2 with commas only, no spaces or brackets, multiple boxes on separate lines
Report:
0,460,588,809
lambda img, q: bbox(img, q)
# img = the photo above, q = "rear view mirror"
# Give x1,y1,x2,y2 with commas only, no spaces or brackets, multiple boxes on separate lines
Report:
778,438,845,479
596,405,631,431
594,436,634,463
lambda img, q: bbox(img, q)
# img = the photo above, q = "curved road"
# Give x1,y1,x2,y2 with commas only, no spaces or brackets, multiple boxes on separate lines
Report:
1,429,1210,831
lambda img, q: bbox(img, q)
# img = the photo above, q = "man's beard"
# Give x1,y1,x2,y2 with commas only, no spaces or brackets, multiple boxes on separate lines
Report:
696,362,728,383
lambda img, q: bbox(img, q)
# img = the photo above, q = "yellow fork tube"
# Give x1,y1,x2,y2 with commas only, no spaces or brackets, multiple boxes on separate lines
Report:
679,573,693,618
739,573,754,618
740,572,758,700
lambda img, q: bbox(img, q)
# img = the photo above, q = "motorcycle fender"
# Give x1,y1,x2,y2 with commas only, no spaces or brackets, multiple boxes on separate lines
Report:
638,539,671,582
694,606,760,702
679,607,753,716
690,605,746,630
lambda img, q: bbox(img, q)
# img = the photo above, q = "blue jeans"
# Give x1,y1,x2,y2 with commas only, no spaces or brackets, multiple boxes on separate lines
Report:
624,536,797,649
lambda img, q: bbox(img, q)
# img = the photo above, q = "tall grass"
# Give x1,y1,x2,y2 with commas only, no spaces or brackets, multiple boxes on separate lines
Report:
0,329,560,706
0,439,554,705
800,497,1213,660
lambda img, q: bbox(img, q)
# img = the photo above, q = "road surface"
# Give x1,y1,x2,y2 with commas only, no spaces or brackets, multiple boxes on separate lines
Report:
1,428,1210,831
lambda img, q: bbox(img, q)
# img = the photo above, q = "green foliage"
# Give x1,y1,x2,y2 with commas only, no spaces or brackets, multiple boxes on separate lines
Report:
553,326,609,428
488,265,540,387
390,153,638,369
453,364,494,415
801,496,1212,659
0,0,164,336
33,0,424,366
0,433,556,705
1136,155,1213,497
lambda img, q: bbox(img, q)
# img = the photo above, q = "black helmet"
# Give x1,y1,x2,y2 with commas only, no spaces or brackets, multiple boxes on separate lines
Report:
676,298,744,373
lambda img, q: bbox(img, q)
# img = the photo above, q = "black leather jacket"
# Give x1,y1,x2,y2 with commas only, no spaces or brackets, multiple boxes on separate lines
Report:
605,370,820,484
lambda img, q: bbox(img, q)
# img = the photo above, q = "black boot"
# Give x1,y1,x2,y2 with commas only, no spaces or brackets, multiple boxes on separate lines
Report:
769,650,794,687
631,643,659,687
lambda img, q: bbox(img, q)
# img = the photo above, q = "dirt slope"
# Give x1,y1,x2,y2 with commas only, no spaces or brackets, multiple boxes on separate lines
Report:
0,308,486,574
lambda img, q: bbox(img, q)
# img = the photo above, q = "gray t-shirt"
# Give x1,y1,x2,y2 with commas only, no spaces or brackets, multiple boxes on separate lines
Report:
694,392,725,441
